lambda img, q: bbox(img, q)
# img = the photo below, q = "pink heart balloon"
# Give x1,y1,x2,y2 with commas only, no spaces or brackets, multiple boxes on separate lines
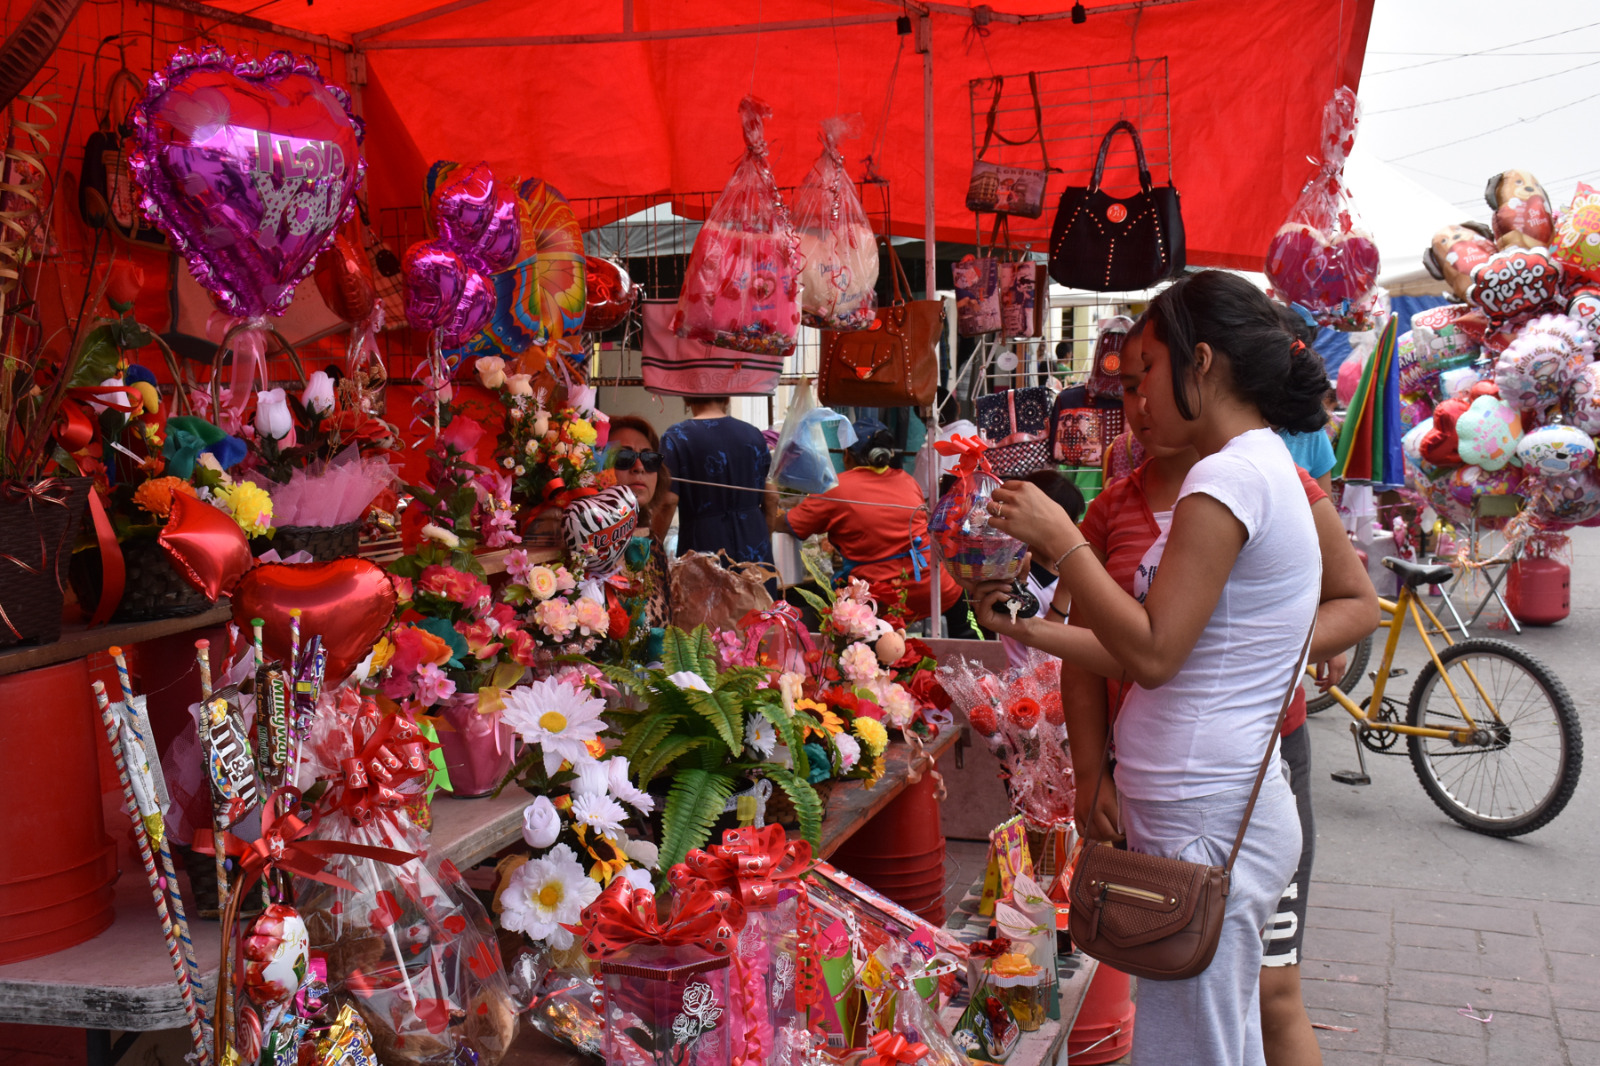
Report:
129,47,364,319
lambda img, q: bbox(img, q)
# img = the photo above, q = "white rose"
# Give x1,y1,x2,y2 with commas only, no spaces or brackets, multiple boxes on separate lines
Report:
506,374,533,397
521,795,562,849
254,387,293,440
300,370,336,414
475,356,507,389
623,838,660,870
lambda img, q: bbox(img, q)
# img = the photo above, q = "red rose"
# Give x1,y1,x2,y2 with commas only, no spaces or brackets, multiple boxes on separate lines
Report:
609,604,632,639
438,416,484,457
908,670,951,711
893,638,935,670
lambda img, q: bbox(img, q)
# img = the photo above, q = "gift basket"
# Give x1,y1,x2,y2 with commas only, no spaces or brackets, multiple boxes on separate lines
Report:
794,115,879,332
928,436,1034,617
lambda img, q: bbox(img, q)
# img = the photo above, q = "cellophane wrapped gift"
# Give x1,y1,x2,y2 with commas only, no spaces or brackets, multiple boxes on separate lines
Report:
929,437,1028,584
506,943,605,1056
1264,86,1381,331
297,695,517,1065
794,114,879,332
673,96,802,357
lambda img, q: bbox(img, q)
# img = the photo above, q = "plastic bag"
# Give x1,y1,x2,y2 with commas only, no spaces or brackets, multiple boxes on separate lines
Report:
669,551,776,630
795,115,879,332
1265,87,1380,331
674,97,802,357
772,384,856,494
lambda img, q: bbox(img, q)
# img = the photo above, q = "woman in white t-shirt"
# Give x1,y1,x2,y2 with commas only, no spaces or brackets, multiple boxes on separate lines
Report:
972,271,1332,1066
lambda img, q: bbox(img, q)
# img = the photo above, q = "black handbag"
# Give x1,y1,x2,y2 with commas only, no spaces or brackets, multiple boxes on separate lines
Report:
1048,120,1185,292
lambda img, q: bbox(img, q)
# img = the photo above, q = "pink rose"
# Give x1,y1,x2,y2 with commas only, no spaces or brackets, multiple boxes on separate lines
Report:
391,576,414,603
503,627,536,667
455,619,503,660
418,565,491,612
439,417,484,456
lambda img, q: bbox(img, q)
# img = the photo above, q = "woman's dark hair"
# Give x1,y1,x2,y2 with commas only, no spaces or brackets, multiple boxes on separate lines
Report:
607,414,671,518
848,428,898,469
1144,271,1330,434
1024,470,1086,524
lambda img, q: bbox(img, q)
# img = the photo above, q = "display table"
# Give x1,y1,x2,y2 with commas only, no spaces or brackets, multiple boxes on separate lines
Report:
0,605,232,677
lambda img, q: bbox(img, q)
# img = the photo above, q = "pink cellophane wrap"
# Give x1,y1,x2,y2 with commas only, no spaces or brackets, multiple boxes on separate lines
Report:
256,445,397,528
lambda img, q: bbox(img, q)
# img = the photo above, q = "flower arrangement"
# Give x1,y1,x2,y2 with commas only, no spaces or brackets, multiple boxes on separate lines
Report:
474,358,609,514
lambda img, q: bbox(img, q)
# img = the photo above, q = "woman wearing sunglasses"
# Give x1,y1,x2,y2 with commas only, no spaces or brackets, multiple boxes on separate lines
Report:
606,415,673,628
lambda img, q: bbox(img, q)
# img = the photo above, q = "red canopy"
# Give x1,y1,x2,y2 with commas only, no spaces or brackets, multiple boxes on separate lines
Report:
202,0,1374,270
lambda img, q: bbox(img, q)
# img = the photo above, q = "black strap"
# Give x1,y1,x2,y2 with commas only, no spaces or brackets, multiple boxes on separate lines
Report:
1090,120,1154,195
975,72,1051,173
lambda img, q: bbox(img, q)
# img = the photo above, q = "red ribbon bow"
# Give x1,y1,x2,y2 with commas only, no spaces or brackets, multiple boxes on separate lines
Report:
332,709,435,825
580,874,746,960
932,434,994,477
864,1032,930,1066
674,824,812,911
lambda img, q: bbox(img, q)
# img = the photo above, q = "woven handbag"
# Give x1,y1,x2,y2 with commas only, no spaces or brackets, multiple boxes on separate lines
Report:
1069,627,1312,981
818,239,942,408
977,387,1054,479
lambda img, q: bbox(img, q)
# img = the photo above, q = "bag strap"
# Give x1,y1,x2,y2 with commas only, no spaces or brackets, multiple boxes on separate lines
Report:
1224,623,1315,872
880,236,910,306
1089,120,1153,195
977,73,1051,172
975,77,1005,161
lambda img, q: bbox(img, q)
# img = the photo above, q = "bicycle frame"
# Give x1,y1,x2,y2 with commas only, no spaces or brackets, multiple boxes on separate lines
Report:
1318,585,1500,743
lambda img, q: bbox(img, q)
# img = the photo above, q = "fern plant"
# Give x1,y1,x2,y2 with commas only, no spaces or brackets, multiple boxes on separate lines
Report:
593,625,823,868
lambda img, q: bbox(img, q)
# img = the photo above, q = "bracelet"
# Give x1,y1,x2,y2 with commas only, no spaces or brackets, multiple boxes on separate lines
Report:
1051,541,1091,573
1045,600,1068,620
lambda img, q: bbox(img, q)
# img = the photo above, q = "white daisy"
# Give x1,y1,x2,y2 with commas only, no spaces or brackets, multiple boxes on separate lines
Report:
502,677,607,775
572,760,611,798
571,792,628,840
607,757,656,815
744,717,777,759
665,670,712,692
499,844,600,949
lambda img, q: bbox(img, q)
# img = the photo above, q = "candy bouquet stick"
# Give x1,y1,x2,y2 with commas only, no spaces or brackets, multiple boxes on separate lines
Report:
93,680,213,1066
194,639,229,915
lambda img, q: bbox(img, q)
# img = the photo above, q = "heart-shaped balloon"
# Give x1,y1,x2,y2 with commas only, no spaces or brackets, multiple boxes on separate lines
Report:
1265,223,1379,312
160,493,252,600
231,559,397,682
1468,247,1564,321
427,160,522,275
581,256,636,333
129,47,364,319
313,234,376,323
563,485,639,578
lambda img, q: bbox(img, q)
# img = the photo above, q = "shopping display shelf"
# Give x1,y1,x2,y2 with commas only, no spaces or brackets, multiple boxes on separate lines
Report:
0,605,233,677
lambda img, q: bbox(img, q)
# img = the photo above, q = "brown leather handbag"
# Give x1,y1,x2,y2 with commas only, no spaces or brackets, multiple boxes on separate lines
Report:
1068,627,1313,981
818,239,942,408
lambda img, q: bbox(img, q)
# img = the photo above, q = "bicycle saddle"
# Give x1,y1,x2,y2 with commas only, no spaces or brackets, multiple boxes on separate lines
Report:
1382,556,1455,588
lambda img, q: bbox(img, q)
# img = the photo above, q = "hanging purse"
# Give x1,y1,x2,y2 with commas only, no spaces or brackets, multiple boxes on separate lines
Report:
641,301,783,397
1048,120,1185,292
1049,385,1103,466
976,386,1054,479
966,73,1052,220
818,238,942,408
1068,626,1313,981
79,64,168,250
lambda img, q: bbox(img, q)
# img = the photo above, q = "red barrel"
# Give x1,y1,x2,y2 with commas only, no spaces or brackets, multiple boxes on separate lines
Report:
0,658,118,962
1067,964,1136,1064
830,771,946,919
1506,556,1570,626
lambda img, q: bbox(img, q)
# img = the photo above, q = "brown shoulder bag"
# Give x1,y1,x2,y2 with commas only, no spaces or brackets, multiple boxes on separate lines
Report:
1068,626,1313,981
818,238,942,408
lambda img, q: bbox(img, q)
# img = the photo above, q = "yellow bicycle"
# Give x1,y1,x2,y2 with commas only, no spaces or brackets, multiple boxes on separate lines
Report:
1316,557,1583,836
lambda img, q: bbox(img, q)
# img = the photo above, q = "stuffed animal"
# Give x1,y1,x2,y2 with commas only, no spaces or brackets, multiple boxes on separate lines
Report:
1423,222,1496,300
1485,169,1555,249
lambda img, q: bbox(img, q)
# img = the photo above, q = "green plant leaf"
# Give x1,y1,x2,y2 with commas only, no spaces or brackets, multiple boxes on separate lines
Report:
691,625,720,680
661,627,697,675
801,551,837,601
635,735,707,784
685,688,743,752
754,699,806,772
593,662,647,696
761,766,823,849
660,768,736,868
618,713,680,764
793,584,833,620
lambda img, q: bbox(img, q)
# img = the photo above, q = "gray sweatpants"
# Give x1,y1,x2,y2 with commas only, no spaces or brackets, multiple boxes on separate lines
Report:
1119,768,1301,1066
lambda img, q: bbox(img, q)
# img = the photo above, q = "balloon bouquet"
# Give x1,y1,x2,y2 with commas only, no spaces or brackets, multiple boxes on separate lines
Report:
1400,168,1600,538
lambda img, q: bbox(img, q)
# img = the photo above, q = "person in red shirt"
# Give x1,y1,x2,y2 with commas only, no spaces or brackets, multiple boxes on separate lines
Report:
1062,318,1377,1066
776,419,965,627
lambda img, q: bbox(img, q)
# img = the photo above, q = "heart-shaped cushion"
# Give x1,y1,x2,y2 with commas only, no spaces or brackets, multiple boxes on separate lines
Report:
130,47,364,318
230,558,396,683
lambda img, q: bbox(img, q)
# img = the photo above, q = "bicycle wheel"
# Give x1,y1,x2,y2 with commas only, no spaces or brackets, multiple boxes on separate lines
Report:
1305,633,1373,715
1405,638,1582,836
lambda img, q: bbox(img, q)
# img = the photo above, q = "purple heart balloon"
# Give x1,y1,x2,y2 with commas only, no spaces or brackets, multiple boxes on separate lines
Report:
129,47,365,319
428,160,522,275
403,240,468,331
444,268,494,345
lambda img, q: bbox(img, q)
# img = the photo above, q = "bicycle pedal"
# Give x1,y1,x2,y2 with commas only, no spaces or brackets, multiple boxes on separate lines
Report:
1387,668,1408,679
1331,770,1372,786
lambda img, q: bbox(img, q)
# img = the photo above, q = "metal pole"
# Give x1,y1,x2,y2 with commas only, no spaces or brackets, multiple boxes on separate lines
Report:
918,13,943,638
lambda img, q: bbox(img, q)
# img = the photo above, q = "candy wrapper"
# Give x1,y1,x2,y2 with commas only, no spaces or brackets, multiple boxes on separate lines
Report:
938,652,1073,830
673,96,802,357
794,114,879,332
507,944,605,1056
203,689,259,828
316,1003,380,1066
1264,87,1380,330
929,436,1032,617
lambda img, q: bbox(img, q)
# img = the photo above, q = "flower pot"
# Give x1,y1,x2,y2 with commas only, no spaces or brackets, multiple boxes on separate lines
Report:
436,698,515,798
69,536,211,622
0,477,90,647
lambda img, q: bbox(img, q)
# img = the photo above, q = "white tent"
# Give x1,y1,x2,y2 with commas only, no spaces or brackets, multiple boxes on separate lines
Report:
1344,147,1465,297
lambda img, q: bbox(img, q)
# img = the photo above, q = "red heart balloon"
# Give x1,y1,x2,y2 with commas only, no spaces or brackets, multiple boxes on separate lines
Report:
231,559,396,683
160,493,252,600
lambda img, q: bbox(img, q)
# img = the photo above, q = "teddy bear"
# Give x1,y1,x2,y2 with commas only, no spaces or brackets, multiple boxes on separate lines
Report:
1423,222,1496,300
1484,170,1555,249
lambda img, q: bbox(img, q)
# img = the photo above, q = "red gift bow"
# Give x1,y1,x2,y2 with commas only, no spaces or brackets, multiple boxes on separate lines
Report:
674,824,812,910
332,709,436,824
864,1032,930,1066
932,434,994,477
579,874,746,960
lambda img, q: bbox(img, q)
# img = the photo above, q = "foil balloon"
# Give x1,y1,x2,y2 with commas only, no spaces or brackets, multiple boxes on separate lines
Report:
1568,285,1600,343
1400,397,1433,431
1494,313,1594,411
1517,421,1596,476
313,234,376,323
402,240,467,331
581,256,636,333
1566,362,1600,435
1467,246,1563,321
427,160,522,275
563,485,639,578
1402,419,1433,466
1396,331,1430,396
1552,183,1600,279
159,493,252,600
1455,395,1522,471
444,267,494,346
241,903,310,1014
128,48,364,319
231,559,397,683
1445,465,1524,530
1533,466,1600,528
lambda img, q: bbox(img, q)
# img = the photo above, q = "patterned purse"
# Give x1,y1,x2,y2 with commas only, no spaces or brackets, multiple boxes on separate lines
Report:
977,386,1055,479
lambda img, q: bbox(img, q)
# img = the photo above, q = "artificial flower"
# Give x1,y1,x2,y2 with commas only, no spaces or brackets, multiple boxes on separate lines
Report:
907,670,951,711
389,625,452,674
831,600,879,643
254,387,293,441
839,578,873,604
420,523,461,549
839,642,881,685
483,505,518,548
504,549,533,587
439,416,485,456
419,565,491,609
503,627,537,667
391,576,414,604
532,409,551,437
623,838,660,870
744,717,777,759
862,755,887,788
834,732,862,772
216,480,274,537
803,742,832,784
853,716,889,758
619,867,653,891
573,596,609,635
503,677,608,775
521,795,562,849
555,567,577,592
606,757,655,814
506,374,533,397
795,699,845,736
533,597,578,640
777,672,806,705
572,761,610,798
132,476,196,519
475,356,507,389
499,843,600,949
883,683,916,727
608,604,632,640
571,792,628,840
455,619,502,659
368,637,395,673
414,663,457,706
665,671,711,693
528,566,559,600
301,370,336,414
568,418,597,446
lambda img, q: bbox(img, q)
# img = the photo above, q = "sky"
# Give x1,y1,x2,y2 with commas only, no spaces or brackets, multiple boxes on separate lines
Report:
1358,0,1600,219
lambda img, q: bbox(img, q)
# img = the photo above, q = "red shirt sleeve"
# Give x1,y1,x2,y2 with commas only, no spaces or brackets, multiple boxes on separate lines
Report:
1080,483,1113,554
1297,465,1328,507
785,489,839,541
